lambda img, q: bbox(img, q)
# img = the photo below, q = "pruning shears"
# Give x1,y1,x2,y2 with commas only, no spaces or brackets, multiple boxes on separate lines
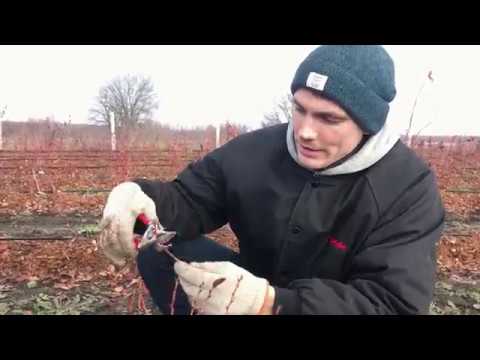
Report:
134,213,177,250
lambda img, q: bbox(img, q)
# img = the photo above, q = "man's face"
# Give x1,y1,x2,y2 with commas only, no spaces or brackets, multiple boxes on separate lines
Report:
292,88,365,170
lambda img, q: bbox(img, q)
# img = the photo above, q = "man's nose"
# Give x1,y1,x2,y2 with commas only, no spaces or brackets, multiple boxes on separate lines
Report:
298,118,317,141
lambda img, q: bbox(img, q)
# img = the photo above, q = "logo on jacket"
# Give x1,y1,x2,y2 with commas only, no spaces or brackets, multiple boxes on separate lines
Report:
328,236,347,252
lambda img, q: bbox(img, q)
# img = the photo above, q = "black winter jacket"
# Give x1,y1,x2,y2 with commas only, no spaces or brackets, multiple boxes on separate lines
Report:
134,123,445,315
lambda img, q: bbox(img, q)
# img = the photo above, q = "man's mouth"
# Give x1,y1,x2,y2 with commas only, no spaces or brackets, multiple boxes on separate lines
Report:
298,144,325,158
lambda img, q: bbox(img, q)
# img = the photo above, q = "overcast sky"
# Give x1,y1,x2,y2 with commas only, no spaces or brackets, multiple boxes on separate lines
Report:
0,45,479,136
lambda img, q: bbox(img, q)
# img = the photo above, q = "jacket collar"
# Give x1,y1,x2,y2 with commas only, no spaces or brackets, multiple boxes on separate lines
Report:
286,116,400,176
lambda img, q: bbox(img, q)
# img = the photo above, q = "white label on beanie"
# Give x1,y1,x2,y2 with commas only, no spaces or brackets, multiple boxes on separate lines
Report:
306,72,328,91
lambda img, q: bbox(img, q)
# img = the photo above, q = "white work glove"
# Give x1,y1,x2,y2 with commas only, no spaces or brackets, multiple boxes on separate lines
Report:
174,261,270,315
98,181,159,266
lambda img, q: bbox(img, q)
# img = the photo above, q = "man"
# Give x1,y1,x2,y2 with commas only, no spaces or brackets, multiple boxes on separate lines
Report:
99,45,445,315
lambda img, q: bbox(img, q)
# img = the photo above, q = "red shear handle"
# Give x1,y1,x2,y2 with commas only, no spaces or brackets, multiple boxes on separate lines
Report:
134,213,151,251
137,213,151,225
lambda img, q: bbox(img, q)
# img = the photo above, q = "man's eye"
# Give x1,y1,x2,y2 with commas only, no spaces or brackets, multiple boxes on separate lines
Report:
323,116,341,124
294,106,305,114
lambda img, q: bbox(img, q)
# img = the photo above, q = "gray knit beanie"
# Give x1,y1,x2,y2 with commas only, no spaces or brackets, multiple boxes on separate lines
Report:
290,45,396,134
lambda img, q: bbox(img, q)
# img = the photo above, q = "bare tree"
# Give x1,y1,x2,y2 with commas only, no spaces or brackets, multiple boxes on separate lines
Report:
89,74,159,129
262,94,293,128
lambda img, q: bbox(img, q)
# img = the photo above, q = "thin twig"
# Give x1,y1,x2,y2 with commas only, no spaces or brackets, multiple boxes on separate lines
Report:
163,247,181,262
445,233,473,237
138,280,146,314
205,277,226,303
127,293,134,314
31,168,42,193
170,277,179,315
0,235,73,240
446,188,480,194
225,275,243,314
190,281,205,315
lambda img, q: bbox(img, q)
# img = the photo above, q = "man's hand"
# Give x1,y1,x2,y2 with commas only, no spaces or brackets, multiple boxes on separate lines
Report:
98,182,159,266
174,261,274,315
